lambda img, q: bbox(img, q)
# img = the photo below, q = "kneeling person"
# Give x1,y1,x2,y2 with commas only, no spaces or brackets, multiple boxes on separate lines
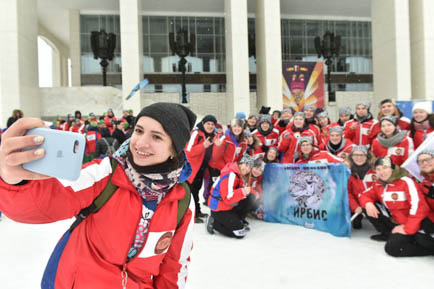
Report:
206,154,259,238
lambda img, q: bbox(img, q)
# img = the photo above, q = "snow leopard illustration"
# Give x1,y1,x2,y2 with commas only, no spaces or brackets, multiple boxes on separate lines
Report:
288,170,326,208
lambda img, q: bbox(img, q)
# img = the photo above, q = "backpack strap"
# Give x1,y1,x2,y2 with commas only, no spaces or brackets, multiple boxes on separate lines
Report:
177,182,191,227
68,158,119,233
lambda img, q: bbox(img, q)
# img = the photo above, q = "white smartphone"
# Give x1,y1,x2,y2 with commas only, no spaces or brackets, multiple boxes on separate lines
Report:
22,128,85,181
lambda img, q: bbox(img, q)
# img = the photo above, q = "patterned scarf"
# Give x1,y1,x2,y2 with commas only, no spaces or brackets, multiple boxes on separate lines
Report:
112,139,183,260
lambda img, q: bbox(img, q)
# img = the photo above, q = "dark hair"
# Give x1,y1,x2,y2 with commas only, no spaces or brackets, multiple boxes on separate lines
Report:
100,127,111,138
410,113,434,139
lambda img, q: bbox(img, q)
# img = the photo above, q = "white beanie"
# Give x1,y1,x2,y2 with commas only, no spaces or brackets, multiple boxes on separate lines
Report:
412,101,432,114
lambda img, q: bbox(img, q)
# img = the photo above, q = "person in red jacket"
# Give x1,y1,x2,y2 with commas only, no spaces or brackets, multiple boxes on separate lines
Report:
104,108,117,134
343,101,377,147
326,126,355,159
416,149,434,251
317,111,331,149
253,115,280,151
206,154,259,238
245,129,264,158
273,108,293,135
359,157,433,257
409,101,434,149
335,107,353,127
369,99,411,143
295,137,343,164
280,112,318,163
209,118,247,172
371,116,414,166
185,115,222,223
303,105,320,139
346,145,376,229
0,102,198,288
264,147,280,163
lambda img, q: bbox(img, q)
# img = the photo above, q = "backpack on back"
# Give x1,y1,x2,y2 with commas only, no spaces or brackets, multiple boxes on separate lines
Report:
101,137,118,156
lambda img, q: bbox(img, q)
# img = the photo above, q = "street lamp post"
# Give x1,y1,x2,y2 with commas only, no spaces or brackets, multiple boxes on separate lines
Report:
314,31,341,102
169,28,195,104
90,29,116,86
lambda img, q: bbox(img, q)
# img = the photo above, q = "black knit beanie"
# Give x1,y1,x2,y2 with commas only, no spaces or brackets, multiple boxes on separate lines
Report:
134,102,197,154
201,115,217,125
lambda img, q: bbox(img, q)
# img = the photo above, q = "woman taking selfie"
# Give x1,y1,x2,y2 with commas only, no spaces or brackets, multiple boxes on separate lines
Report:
0,102,197,289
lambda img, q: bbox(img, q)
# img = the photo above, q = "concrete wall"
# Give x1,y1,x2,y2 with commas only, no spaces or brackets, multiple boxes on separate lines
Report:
39,87,373,125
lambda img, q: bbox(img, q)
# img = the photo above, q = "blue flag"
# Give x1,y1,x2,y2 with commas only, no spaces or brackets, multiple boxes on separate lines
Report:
263,163,351,237
126,79,149,100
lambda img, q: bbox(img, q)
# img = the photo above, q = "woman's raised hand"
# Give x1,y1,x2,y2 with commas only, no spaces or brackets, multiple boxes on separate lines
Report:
0,118,50,184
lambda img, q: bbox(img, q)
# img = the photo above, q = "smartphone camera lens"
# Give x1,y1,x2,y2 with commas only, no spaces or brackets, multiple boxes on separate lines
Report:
73,140,79,153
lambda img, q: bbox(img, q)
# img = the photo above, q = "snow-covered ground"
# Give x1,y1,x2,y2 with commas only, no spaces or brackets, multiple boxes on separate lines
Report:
1,211,433,289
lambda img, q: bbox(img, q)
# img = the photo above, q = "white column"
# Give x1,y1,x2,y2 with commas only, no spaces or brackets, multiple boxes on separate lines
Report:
371,0,412,104
120,0,144,113
254,0,283,110
224,0,250,122
0,0,40,125
69,9,81,87
410,0,434,100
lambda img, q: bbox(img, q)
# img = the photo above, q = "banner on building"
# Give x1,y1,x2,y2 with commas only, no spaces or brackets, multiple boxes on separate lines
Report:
396,100,434,119
282,61,325,111
263,163,351,237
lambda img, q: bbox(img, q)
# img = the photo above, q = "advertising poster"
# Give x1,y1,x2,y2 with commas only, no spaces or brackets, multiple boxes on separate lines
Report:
282,61,325,111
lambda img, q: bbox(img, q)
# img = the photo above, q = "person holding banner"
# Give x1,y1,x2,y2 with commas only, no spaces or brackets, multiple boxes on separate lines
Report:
416,150,434,250
346,145,376,229
359,157,433,257
368,99,411,143
326,126,355,159
371,116,414,166
343,102,377,147
206,154,259,238
409,102,434,149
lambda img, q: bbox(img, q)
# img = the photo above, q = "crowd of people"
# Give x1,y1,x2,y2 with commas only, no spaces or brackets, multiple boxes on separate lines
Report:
0,99,433,275
183,99,434,258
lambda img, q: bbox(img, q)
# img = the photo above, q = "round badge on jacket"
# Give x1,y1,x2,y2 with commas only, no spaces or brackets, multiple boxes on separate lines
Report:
154,231,174,255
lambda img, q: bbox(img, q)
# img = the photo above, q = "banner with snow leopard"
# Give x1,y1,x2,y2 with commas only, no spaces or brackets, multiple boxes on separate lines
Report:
263,163,351,237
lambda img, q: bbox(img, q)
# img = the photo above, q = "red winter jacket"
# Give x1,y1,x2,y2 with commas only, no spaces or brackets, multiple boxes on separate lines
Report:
371,134,414,166
359,176,429,234
419,178,434,222
277,129,298,163
325,139,355,160
347,168,376,212
185,128,211,183
296,150,344,164
343,118,378,147
368,116,411,143
85,129,99,155
0,157,195,289
413,128,434,149
253,128,280,148
208,162,248,211
209,133,247,171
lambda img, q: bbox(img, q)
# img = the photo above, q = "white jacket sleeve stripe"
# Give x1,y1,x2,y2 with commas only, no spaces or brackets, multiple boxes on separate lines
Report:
227,173,236,199
176,197,195,289
186,130,198,152
58,157,112,192
402,177,420,215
